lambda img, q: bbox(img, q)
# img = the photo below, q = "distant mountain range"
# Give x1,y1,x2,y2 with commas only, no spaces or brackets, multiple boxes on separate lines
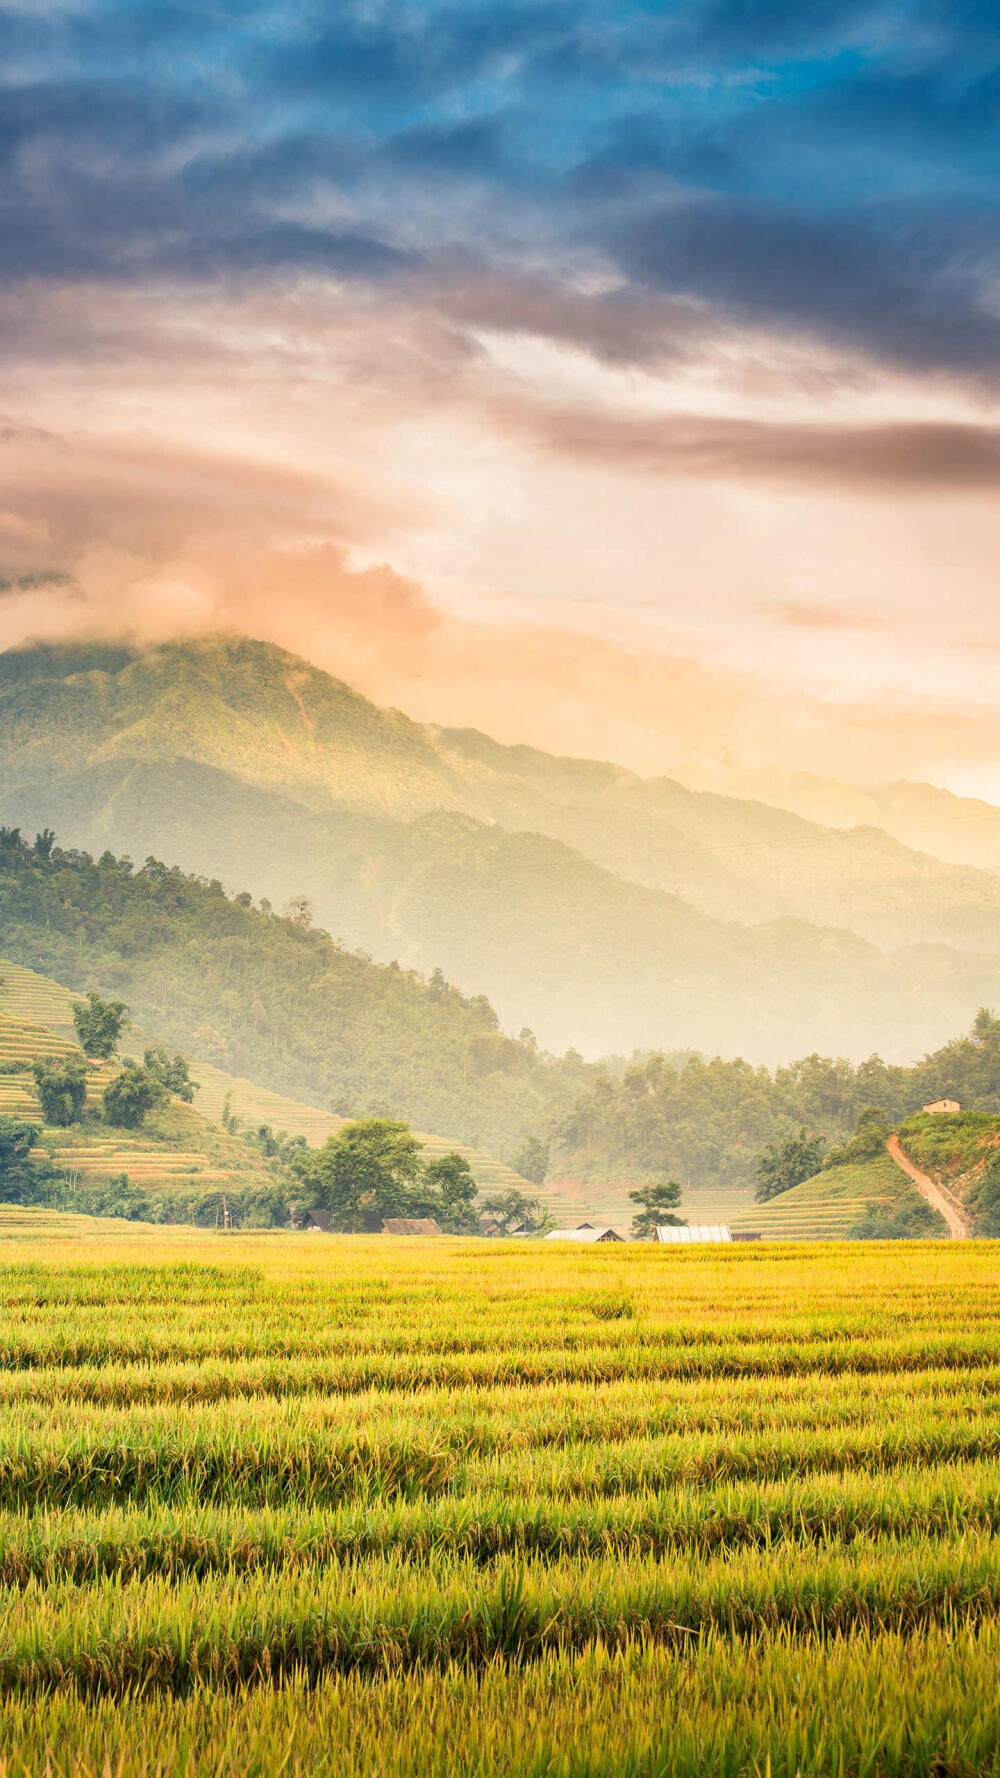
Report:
3,634,1000,1062
739,771,1000,877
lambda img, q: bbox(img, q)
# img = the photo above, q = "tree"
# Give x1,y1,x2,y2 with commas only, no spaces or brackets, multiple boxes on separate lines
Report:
33,830,55,861
102,1062,167,1130
512,1136,550,1188
424,1152,478,1233
628,1180,684,1239
143,1046,198,1102
477,1187,547,1235
32,1057,88,1127
292,1118,425,1232
755,1129,825,1203
0,1115,41,1200
973,1007,1000,1045
72,992,129,1060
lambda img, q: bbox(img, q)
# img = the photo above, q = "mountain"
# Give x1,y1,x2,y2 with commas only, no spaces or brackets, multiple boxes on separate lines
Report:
4,635,1000,1060
740,771,1000,877
0,839,587,1157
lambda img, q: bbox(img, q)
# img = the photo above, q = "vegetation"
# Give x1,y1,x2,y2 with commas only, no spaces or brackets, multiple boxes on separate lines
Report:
0,1229,994,1773
291,1119,480,1234
851,1197,941,1240
628,1179,683,1238
0,833,588,1159
755,1128,826,1202
477,1188,548,1235
102,1062,168,1131
0,1115,40,1197
31,1056,88,1126
72,990,128,1059
556,1011,1000,1193
143,1046,198,1102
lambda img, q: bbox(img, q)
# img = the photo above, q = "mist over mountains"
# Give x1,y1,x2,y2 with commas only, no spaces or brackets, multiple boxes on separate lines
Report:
3,635,1000,1064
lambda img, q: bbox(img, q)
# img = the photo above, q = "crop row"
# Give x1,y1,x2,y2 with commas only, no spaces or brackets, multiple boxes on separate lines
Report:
2,1536,1000,1695
4,1407,1000,1509
0,1457,997,1583
0,1623,997,1777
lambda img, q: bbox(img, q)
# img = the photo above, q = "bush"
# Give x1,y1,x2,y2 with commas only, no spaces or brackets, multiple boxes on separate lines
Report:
32,1057,88,1127
102,1063,167,1130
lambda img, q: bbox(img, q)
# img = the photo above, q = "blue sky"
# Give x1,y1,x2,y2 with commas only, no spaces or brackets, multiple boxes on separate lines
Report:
2,0,998,370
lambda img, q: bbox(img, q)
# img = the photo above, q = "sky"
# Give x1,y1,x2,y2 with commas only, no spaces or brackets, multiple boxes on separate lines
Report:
1,0,1000,794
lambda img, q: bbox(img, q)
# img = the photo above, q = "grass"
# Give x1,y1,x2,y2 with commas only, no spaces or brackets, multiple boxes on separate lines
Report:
897,1110,1000,1186
0,1226,996,1771
745,1153,945,1239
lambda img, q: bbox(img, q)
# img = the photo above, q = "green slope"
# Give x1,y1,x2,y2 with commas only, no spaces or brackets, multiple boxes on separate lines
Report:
4,639,1000,1061
0,959,541,1212
737,1154,946,1241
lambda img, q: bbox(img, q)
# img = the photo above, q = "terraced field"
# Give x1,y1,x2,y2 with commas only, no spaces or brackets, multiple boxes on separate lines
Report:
0,1226,996,1774
0,958,536,1205
728,1153,943,1240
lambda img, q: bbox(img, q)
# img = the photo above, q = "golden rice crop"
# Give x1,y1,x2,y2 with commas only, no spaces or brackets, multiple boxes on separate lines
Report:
0,1225,998,1773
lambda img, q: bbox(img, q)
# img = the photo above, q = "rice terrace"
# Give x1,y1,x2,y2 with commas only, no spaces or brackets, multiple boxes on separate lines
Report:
0,1221,995,1775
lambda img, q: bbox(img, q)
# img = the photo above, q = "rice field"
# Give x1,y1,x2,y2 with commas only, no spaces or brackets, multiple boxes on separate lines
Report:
0,1224,996,1775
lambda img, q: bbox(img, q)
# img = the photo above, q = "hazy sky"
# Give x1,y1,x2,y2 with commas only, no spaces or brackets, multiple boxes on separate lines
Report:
1,0,1000,792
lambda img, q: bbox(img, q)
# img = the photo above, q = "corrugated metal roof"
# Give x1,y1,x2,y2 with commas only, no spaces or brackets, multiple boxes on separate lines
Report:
544,1226,624,1243
654,1224,732,1244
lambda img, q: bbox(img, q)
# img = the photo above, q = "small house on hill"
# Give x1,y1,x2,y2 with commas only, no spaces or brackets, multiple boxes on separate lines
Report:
544,1225,624,1243
381,1217,443,1236
654,1224,732,1244
301,1209,334,1232
923,1099,961,1115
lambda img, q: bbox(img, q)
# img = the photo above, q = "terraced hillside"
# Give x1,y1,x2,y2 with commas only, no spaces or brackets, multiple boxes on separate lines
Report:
736,1153,945,1241
0,958,539,1210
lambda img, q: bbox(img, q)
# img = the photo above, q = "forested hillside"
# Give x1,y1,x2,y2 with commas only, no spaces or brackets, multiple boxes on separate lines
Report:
551,1013,1000,1193
0,834,587,1157
5,639,1000,1059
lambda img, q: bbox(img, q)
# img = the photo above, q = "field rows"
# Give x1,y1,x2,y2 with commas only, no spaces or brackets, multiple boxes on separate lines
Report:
0,1228,997,1772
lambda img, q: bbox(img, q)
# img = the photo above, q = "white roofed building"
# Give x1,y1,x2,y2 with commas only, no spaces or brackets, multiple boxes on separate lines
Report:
654,1224,732,1244
544,1226,624,1243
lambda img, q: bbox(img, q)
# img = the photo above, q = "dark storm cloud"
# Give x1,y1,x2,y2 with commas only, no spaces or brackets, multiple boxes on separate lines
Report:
603,195,1000,374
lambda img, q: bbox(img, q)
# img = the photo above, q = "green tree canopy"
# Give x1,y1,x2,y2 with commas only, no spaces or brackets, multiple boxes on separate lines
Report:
0,1115,42,1200
424,1152,478,1233
512,1136,550,1187
628,1180,683,1239
102,1062,167,1130
72,991,129,1060
292,1118,426,1233
755,1129,825,1203
143,1046,198,1103
32,1057,88,1127
477,1187,547,1235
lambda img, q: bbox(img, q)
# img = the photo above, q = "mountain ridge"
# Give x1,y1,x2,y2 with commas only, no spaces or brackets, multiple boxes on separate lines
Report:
4,633,1000,1061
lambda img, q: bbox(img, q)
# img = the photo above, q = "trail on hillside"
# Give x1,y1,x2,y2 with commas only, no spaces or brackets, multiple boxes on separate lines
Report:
886,1134,971,1239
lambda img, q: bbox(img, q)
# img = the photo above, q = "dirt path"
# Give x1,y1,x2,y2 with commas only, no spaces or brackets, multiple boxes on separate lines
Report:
886,1134,972,1239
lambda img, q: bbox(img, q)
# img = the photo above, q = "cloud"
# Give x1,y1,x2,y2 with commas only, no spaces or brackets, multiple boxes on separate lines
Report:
493,401,1000,491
